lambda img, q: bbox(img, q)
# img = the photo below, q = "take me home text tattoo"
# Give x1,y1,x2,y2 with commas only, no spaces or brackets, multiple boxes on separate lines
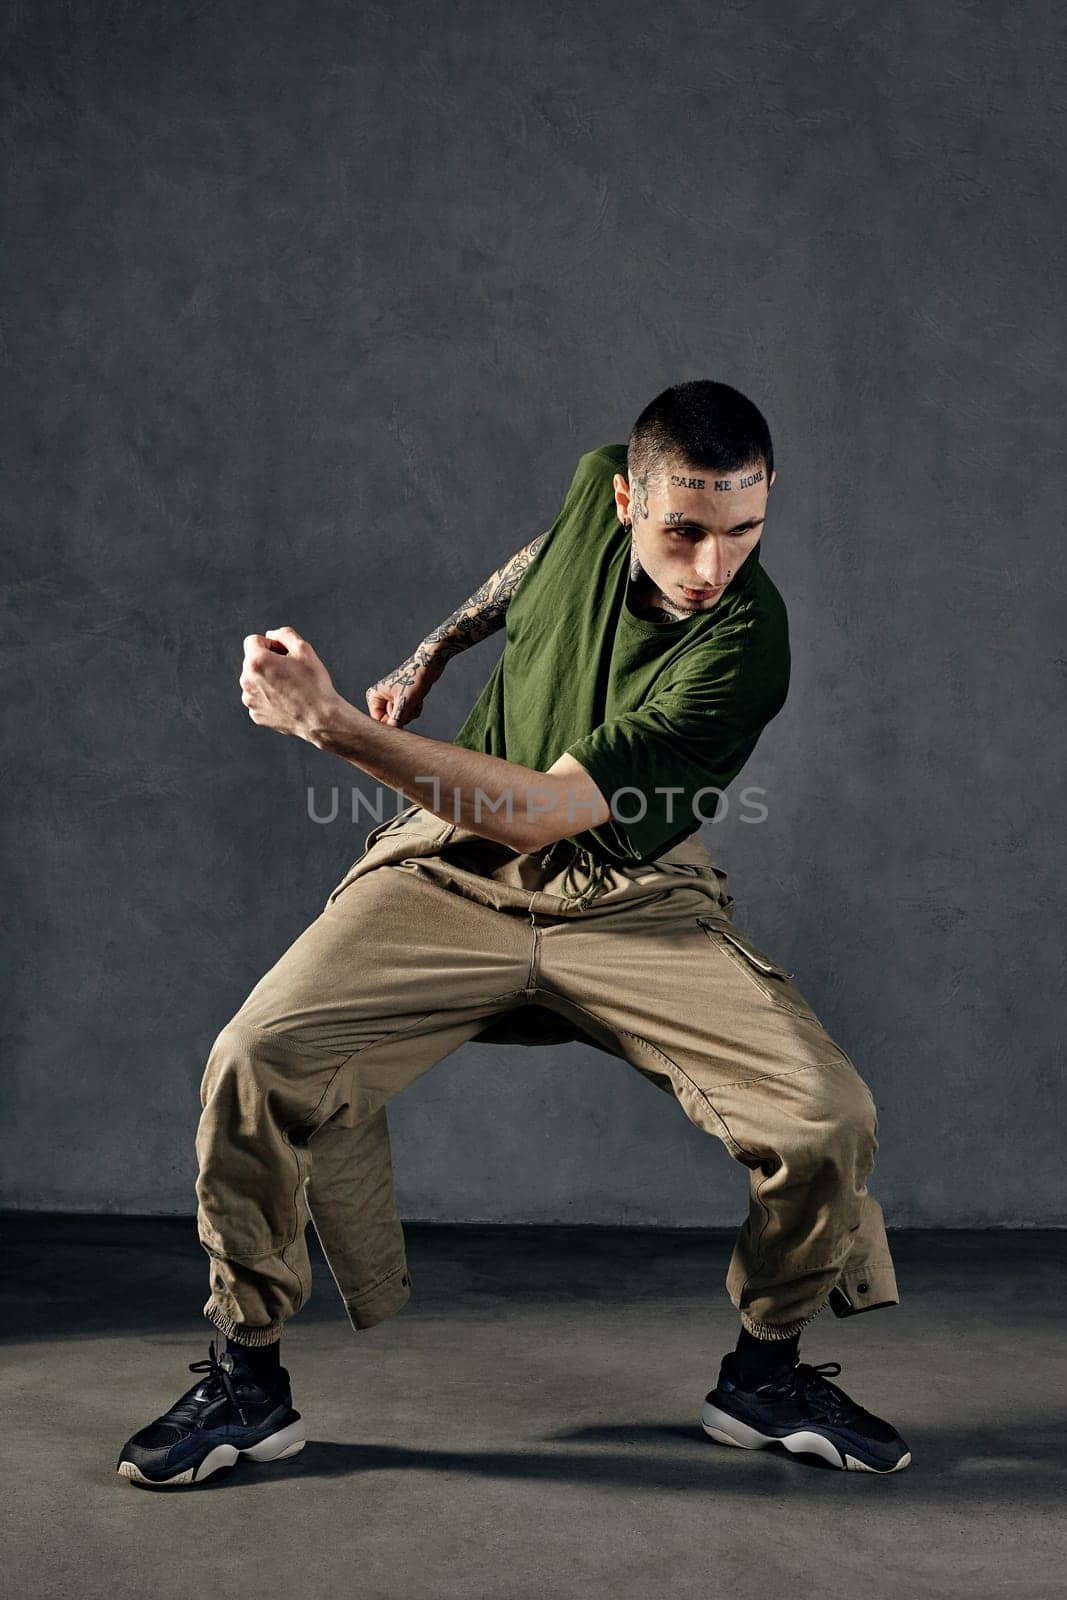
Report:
671,468,764,492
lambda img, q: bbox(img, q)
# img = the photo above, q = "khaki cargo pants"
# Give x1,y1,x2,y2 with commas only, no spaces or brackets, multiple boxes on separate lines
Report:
195,805,900,1348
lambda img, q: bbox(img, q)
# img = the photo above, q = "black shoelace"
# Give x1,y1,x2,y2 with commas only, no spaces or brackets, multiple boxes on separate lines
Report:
168,1339,252,1428
754,1360,856,1425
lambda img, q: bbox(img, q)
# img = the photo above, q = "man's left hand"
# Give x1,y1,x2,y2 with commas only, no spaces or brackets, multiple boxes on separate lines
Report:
239,626,341,739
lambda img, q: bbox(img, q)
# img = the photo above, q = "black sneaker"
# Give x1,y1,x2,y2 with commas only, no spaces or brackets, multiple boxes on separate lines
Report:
702,1351,911,1474
116,1339,305,1488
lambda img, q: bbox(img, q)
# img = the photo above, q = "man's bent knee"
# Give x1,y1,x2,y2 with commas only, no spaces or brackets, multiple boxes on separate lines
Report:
777,1056,879,1176
199,1018,349,1115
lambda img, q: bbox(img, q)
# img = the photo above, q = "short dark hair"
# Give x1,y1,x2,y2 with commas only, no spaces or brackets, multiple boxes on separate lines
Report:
627,379,774,494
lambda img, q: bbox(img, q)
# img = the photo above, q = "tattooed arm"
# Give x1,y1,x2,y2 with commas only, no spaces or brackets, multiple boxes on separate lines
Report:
365,532,549,727
419,530,549,661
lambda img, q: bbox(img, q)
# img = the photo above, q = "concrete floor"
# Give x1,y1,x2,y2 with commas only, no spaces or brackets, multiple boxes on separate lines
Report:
1,1218,1064,1600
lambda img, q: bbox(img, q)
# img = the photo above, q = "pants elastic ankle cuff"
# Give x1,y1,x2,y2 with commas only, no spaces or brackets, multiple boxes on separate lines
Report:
739,1300,828,1340
203,1296,284,1347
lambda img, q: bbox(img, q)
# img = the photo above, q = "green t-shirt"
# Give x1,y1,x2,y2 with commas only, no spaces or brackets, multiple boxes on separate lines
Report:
451,442,790,872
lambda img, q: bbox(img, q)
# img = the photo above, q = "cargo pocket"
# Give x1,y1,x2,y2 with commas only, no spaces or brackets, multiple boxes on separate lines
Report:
697,916,819,1021
325,805,456,907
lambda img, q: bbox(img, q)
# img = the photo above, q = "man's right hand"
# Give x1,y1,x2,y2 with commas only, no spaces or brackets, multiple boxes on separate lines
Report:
365,647,446,728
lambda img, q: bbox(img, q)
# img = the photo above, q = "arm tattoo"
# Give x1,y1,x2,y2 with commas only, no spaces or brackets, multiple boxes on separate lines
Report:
419,531,549,663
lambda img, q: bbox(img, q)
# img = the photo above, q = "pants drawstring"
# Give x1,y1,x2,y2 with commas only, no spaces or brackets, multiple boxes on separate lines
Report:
537,839,611,909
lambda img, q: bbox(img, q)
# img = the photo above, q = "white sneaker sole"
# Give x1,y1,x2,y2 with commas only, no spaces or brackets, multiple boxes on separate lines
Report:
702,1400,911,1473
117,1417,306,1487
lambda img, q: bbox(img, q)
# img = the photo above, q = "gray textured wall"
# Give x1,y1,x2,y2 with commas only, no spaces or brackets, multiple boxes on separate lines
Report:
3,1,1063,1226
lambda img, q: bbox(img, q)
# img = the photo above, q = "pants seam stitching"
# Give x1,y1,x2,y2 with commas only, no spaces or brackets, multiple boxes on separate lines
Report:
710,1056,855,1093
345,1263,409,1302
216,993,534,1279
530,990,756,1163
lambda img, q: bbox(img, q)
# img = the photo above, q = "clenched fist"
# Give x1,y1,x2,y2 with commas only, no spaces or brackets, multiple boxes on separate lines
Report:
239,626,340,739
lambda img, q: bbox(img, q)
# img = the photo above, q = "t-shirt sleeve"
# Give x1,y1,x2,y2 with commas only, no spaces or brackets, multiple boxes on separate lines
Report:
561,651,788,864
524,444,626,570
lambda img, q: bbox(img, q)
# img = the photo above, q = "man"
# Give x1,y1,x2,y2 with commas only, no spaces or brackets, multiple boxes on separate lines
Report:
117,380,910,1487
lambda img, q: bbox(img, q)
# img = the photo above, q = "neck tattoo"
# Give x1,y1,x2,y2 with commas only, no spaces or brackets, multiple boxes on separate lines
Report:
628,538,709,625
